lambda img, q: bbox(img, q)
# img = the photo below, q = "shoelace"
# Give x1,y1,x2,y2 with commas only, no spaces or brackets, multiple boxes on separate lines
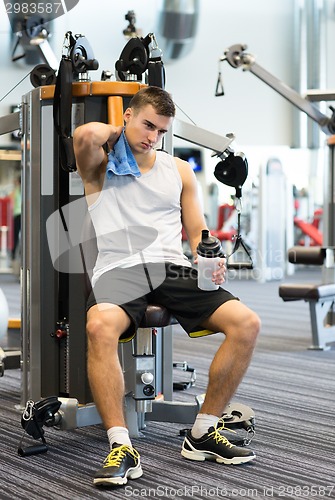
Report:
103,445,140,468
207,419,237,449
218,416,255,446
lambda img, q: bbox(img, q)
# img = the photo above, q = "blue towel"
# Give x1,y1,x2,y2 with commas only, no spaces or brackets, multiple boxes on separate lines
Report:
106,130,141,178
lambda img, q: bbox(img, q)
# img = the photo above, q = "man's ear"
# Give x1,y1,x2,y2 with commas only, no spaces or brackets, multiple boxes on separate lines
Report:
123,107,132,122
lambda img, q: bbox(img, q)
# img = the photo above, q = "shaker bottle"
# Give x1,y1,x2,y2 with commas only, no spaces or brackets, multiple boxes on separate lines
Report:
197,229,224,291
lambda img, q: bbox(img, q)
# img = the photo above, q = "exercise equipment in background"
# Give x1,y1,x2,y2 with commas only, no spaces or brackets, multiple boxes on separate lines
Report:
214,149,253,270
279,246,335,350
0,289,9,335
294,208,323,246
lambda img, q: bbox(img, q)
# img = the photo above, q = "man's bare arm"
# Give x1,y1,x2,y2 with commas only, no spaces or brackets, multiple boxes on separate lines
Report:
73,122,123,183
176,157,208,257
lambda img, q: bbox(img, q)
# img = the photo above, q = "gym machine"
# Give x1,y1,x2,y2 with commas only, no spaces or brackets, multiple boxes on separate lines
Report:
220,44,335,349
0,33,255,454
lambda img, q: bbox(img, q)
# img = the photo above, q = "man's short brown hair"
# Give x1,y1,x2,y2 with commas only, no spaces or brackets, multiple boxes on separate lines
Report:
129,86,176,117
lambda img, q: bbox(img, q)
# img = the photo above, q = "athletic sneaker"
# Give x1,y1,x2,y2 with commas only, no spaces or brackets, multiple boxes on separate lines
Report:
181,420,256,465
93,443,143,486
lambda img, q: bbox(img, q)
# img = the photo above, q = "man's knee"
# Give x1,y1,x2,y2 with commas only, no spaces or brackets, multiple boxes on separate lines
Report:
86,306,129,344
231,309,260,350
210,300,261,342
217,302,261,346
86,316,117,345
244,309,261,344
86,316,104,339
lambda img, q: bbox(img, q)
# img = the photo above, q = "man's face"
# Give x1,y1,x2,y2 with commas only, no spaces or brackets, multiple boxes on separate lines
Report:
124,104,174,154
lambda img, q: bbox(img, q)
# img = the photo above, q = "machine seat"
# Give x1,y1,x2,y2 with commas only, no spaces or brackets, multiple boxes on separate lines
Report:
139,304,177,328
279,283,335,302
279,282,335,350
287,246,326,265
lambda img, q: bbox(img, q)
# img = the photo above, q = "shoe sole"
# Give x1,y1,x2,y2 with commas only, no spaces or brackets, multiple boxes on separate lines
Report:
181,447,256,465
93,465,143,486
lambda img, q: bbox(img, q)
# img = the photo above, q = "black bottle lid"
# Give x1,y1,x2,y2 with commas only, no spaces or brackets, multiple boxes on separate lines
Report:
196,229,223,258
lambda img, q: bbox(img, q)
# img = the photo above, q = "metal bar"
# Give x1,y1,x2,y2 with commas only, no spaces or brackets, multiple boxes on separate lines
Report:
161,325,173,401
173,119,234,154
249,62,331,133
28,89,43,401
36,39,59,71
0,112,20,135
305,89,335,102
20,96,29,407
324,142,335,248
147,400,199,424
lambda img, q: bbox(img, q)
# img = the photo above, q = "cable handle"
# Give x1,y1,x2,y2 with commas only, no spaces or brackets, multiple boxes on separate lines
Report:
225,195,253,269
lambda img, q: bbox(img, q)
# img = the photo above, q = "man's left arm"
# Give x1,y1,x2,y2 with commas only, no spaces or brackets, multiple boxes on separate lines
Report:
176,157,207,258
176,157,226,284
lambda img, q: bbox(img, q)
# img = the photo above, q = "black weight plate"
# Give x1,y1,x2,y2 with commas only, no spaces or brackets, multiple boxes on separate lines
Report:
30,64,56,88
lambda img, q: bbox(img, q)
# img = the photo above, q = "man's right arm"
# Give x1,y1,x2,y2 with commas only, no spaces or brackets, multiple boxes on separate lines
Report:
73,122,123,191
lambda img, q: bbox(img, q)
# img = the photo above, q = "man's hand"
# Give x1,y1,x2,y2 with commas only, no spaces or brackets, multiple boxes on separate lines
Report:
213,258,227,285
193,256,227,284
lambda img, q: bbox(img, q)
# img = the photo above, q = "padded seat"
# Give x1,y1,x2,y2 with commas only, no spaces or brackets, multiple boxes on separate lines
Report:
278,282,335,350
279,283,335,302
287,246,325,265
140,304,177,328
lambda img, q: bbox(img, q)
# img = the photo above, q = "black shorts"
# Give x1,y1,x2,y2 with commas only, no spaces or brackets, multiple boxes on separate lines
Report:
87,263,238,341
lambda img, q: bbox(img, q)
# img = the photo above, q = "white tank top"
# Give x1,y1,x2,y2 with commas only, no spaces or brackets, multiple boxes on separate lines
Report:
88,150,191,285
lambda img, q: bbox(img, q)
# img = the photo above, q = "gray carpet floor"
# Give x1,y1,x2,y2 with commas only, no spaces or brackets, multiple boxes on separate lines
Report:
0,269,334,499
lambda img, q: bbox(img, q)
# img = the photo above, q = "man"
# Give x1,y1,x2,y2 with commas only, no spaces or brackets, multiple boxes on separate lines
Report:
73,86,260,487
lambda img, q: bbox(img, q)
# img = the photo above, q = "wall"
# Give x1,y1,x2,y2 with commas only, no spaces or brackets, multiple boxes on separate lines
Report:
0,0,299,148
0,1,334,194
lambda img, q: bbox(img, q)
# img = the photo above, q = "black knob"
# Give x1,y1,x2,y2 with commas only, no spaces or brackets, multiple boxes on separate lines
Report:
143,385,154,397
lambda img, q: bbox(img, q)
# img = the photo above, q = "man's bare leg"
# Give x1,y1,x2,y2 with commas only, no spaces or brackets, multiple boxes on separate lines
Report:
200,300,260,416
87,303,143,486
86,303,131,429
181,300,260,465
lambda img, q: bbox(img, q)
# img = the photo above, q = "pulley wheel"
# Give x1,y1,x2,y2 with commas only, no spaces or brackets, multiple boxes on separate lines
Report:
221,402,255,429
30,64,57,88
